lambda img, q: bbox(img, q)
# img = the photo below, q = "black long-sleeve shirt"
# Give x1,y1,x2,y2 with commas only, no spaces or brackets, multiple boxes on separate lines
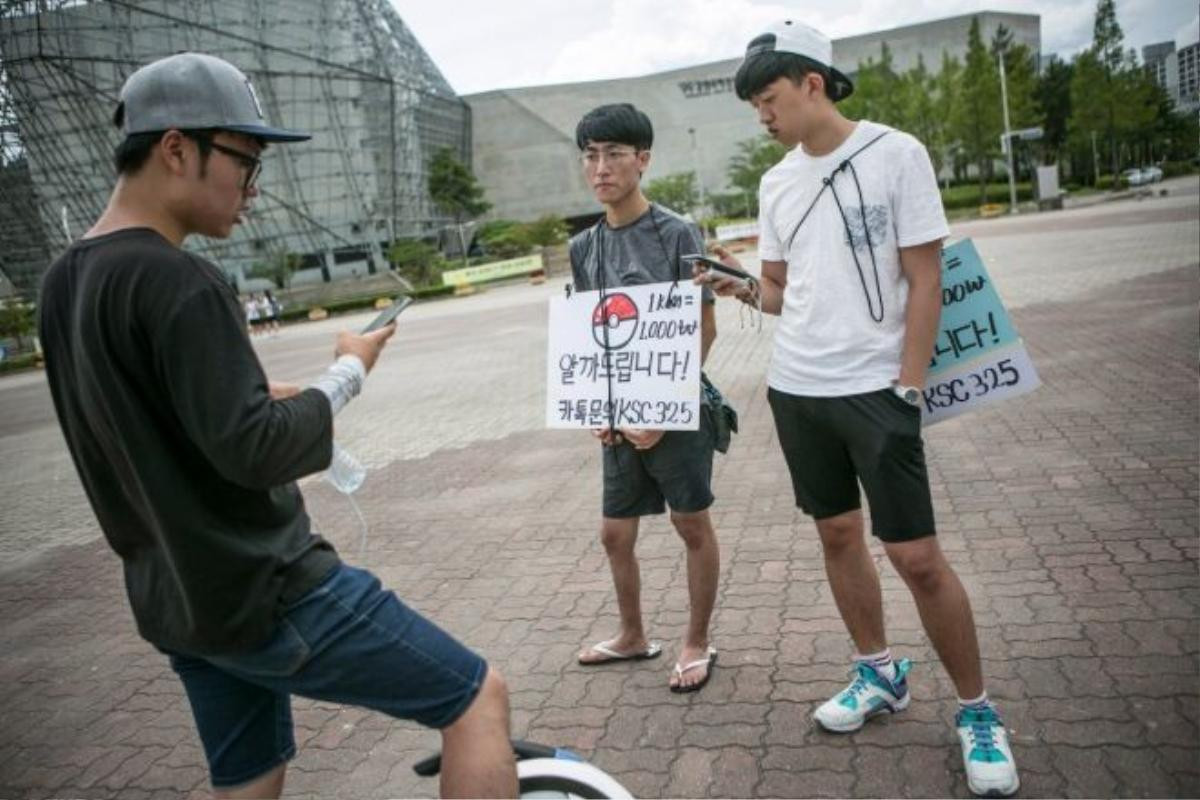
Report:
39,228,339,656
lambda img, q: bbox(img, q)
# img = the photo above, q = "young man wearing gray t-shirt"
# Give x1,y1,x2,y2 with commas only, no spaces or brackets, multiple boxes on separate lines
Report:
699,21,1020,798
570,104,720,694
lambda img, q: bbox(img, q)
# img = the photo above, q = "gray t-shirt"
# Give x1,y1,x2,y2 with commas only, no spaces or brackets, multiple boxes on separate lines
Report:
569,204,714,303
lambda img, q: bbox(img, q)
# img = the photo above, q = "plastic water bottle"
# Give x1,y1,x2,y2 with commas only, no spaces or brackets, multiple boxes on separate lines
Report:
325,443,366,494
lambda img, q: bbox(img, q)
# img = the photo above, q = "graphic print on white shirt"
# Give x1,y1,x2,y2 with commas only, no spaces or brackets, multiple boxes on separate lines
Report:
843,204,890,252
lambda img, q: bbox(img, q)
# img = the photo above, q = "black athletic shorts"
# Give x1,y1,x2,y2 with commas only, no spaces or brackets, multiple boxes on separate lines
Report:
767,386,935,542
601,407,716,518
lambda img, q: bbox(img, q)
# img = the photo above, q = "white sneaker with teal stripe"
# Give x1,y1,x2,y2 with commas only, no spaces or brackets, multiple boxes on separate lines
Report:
813,658,911,732
956,704,1020,797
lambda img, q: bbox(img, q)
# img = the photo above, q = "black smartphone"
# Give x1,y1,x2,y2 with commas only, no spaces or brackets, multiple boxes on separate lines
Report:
361,295,413,333
681,253,755,282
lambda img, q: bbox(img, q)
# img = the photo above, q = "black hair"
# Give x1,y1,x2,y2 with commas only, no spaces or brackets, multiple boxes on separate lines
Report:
734,35,835,101
111,103,222,175
574,103,653,151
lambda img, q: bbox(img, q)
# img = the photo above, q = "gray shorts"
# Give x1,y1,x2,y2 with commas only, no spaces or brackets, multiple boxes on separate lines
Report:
601,407,716,518
767,386,936,542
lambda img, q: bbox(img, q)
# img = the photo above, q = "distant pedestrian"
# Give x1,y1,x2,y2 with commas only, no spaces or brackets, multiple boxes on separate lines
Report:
699,21,1020,797
244,292,261,336
37,51,516,799
262,289,281,336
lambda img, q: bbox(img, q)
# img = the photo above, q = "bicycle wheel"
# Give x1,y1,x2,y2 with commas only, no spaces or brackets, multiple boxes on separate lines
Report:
516,757,633,799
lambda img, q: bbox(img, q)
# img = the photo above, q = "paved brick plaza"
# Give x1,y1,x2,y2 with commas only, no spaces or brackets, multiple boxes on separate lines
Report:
0,182,1197,798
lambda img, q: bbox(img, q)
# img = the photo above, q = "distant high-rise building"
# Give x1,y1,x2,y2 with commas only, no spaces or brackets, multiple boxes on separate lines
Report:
1143,40,1179,98
0,0,469,293
1146,16,1200,115
1179,41,1199,111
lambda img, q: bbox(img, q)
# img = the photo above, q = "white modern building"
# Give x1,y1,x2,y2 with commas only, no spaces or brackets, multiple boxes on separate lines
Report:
465,11,1040,226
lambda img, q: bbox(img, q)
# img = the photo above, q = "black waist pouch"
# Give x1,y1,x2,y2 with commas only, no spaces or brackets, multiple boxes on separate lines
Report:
701,373,738,454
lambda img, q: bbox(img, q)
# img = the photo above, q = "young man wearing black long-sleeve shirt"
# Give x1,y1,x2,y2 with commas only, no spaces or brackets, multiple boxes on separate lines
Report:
38,52,515,799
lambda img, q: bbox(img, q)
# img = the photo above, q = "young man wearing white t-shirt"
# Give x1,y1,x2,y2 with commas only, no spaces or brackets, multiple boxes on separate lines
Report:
698,20,1020,798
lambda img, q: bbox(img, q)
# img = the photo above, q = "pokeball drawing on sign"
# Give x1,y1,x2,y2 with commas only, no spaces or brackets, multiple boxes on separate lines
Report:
592,292,639,349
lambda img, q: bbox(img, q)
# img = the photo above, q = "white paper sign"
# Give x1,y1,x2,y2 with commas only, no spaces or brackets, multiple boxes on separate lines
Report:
546,281,702,430
921,344,1041,425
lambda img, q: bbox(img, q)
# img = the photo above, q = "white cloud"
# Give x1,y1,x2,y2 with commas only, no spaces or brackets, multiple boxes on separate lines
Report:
391,0,1199,94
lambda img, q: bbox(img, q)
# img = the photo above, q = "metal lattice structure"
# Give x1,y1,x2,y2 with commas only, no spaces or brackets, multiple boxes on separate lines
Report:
0,0,471,293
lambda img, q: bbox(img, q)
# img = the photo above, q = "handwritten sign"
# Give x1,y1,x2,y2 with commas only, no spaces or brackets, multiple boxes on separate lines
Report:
546,281,702,430
923,238,1040,425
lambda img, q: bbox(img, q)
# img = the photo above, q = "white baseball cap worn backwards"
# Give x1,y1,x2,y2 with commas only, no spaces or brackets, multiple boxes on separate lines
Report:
746,20,854,102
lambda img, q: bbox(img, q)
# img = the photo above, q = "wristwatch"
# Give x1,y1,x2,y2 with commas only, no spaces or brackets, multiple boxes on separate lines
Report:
893,384,921,405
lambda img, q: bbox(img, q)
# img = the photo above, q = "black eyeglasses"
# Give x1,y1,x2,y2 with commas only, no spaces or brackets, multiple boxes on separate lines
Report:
208,141,262,190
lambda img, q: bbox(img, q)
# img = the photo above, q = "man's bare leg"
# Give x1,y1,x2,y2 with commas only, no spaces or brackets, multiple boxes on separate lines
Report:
884,536,984,699
579,517,651,661
668,509,719,689
815,509,887,654
214,763,285,799
439,667,517,798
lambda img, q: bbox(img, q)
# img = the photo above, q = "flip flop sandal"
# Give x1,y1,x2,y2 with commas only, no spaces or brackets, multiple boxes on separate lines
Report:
578,639,663,665
669,646,718,694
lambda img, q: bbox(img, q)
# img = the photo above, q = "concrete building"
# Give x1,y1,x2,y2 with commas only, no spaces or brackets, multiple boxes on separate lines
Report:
466,11,1040,225
0,0,470,293
1144,17,1200,115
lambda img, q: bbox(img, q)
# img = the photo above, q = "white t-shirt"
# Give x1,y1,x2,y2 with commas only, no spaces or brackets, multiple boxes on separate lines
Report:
758,120,949,397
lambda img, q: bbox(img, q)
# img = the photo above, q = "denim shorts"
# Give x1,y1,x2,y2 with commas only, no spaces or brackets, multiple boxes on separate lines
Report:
168,563,486,789
767,386,936,542
601,407,716,518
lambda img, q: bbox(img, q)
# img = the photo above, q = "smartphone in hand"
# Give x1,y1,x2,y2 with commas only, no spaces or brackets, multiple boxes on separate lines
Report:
681,253,755,282
362,295,413,333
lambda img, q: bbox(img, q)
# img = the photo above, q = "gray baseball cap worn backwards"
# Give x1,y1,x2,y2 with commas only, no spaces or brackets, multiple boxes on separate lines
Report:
117,52,310,142
747,20,854,102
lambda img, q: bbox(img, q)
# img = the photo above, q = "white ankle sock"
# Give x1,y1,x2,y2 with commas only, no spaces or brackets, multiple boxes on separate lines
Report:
958,690,990,709
855,648,897,680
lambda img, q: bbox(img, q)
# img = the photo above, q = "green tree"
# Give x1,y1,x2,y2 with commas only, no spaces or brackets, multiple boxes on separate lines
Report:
1067,1,1160,184
726,135,786,216
247,250,301,289
1092,0,1125,176
0,298,34,352
897,55,943,174
524,215,568,247
644,172,699,214
428,147,491,265
476,220,532,259
387,238,446,286
841,42,903,126
1068,49,1109,184
1034,55,1073,165
951,16,1002,202
935,53,964,181
991,27,1039,183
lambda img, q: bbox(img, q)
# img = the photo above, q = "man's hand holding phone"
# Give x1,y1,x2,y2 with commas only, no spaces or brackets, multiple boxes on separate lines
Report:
687,246,760,304
336,325,396,373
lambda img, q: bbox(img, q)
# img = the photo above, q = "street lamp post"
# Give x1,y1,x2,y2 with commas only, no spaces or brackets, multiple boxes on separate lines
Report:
998,52,1018,213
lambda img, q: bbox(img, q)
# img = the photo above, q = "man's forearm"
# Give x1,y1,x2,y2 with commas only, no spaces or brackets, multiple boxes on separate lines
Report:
898,278,940,387
308,354,367,415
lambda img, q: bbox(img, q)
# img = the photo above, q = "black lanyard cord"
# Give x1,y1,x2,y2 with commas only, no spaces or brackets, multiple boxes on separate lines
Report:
779,129,891,323
594,224,617,438
825,157,885,323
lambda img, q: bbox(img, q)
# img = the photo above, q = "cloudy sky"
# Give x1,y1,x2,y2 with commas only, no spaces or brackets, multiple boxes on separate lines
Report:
389,0,1200,95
